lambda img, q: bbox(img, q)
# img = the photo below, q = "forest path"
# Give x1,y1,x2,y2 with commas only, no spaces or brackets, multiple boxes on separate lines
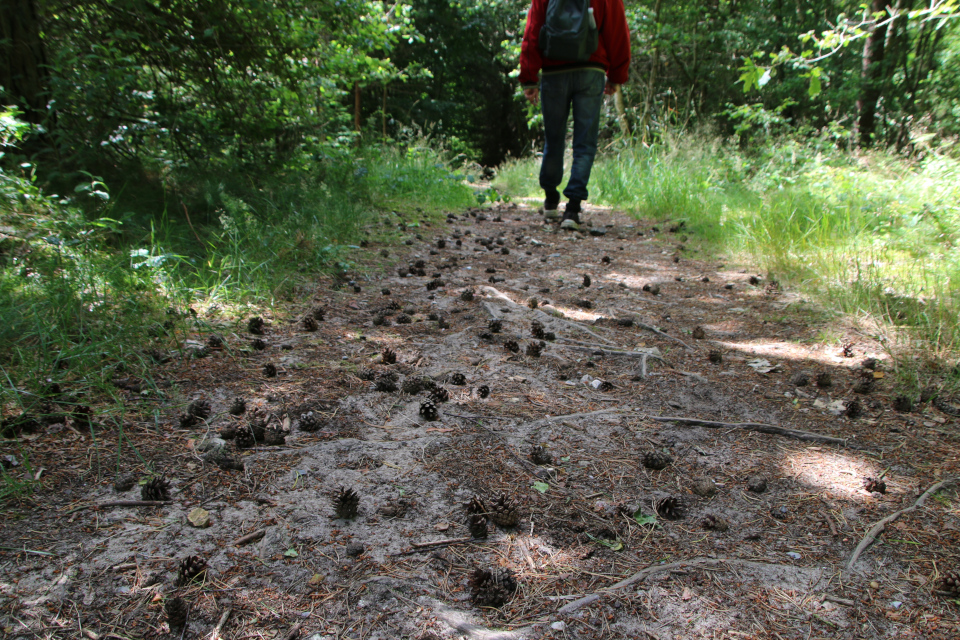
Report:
4,202,960,639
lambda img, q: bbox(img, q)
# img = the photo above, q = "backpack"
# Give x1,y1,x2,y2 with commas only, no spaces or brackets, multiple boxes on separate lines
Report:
538,0,598,62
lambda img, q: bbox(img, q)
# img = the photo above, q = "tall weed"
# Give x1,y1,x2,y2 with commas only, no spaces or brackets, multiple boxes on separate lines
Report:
496,132,960,378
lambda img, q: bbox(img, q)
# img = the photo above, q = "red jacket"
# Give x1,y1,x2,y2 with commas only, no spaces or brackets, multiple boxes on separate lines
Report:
519,0,631,86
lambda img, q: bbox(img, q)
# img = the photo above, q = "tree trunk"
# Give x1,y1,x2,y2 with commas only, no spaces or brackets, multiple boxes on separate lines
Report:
856,0,891,146
0,0,48,124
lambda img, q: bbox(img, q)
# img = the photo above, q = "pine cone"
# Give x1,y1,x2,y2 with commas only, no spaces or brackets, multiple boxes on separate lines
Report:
477,385,490,399
299,411,321,432
489,493,520,527
357,368,377,381
376,376,398,393
382,348,397,364
248,317,265,335
302,315,319,331
263,363,278,377
488,319,502,333
708,349,723,364
504,340,520,353
531,321,546,340
471,567,517,608
654,496,684,520
940,570,960,595
692,326,706,339
401,377,426,395
235,428,257,449
529,445,552,466
312,307,326,321
816,372,833,388
141,476,170,501
178,412,198,428
582,274,591,287
188,399,211,420
419,400,439,421
893,394,914,412
465,494,488,516
164,596,188,631
373,314,389,326
395,313,412,324
702,514,729,531
228,397,246,415
430,387,449,403
863,477,887,494
845,398,862,419
525,341,545,357
450,372,467,386
642,451,673,470
426,278,444,291
334,487,360,519
467,514,488,538
460,289,475,301
207,333,224,349
262,427,285,446
251,338,267,350
177,555,207,586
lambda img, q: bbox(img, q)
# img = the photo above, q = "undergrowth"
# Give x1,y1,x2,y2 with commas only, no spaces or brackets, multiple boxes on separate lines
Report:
0,109,475,483
495,133,960,391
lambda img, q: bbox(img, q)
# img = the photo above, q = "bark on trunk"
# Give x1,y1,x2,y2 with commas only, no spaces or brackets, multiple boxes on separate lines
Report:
0,0,49,124
856,0,891,146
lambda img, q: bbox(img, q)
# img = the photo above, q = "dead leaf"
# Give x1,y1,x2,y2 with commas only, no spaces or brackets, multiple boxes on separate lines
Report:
682,587,693,601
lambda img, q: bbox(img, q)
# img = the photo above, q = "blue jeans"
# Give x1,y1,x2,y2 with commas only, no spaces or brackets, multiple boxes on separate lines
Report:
539,69,605,203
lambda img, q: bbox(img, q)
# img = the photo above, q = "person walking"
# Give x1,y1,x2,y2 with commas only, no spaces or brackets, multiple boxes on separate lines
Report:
520,0,630,230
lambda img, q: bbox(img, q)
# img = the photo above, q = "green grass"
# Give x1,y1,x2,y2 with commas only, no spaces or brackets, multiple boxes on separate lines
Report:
495,134,960,385
0,450,37,503
0,139,476,428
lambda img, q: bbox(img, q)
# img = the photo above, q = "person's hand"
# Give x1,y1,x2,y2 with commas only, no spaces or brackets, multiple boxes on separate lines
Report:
604,81,618,96
523,87,539,105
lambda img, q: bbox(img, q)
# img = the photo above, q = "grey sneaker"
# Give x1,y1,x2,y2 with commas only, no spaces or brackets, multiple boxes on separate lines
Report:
560,217,580,230
543,195,561,221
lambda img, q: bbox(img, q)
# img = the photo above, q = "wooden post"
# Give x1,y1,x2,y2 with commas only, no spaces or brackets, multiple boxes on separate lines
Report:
354,81,361,132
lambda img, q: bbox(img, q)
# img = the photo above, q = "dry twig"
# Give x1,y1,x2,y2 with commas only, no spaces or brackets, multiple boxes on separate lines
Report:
645,414,866,449
846,477,958,569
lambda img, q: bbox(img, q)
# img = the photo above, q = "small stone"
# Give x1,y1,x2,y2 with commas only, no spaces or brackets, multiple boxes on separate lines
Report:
771,505,789,519
747,476,768,493
588,227,607,237
345,543,364,557
188,507,211,528
114,474,137,492
691,478,717,497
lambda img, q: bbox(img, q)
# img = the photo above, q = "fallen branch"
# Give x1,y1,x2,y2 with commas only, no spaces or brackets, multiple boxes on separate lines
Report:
231,529,267,546
68,500,173,513
392,537,481,556
555,558,729,616
524,408,628,431
280,621,303,640
846,477,958,570
208,608,231,640
634,321,695,351
479,286,616,345
645,415,866,449
555,343,670,364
